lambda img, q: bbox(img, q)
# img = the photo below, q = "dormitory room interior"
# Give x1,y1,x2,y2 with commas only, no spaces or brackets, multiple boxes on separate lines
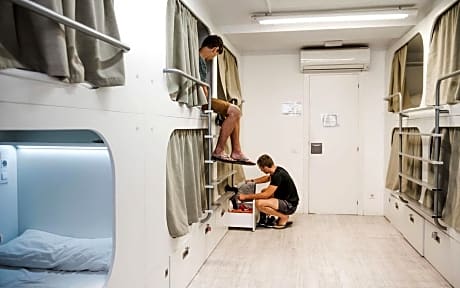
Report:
0,0,460,287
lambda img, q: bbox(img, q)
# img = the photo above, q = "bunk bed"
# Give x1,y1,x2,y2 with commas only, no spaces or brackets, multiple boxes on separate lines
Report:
0,230,109,288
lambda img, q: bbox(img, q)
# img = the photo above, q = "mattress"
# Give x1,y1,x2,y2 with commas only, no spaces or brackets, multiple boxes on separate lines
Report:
0,265,107,288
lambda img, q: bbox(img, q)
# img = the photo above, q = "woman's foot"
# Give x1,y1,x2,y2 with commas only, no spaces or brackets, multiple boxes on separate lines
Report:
230,153,255,165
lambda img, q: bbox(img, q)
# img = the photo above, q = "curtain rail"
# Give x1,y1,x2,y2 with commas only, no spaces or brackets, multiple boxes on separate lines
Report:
163,68,210,88
6,0,130,52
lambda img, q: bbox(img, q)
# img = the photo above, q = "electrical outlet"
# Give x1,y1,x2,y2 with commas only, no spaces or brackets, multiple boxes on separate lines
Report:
369,194,375,199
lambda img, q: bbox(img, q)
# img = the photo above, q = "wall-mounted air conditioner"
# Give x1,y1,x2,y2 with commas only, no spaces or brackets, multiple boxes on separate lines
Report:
300,47,370,72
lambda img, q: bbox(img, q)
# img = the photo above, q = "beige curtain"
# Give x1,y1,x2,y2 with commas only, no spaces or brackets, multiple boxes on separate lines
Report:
166,129,206,238
217,47,242,103
216,47,245,191
426,1,460,105
385,127,423,200
425,128,460,232
166,0,207,107
387,46,408,112
0,0,125,87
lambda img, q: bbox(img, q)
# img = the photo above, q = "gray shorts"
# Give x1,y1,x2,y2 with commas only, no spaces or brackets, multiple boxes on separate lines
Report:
278,199,297,215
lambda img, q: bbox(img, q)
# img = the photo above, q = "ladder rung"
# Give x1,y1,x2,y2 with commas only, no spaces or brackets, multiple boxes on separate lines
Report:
399,106,438,114
205,185,214,189
203,110,213,114
399,153,443,165
204,135,215,139
212,170,236,185
205,160,214,164
398,173,436,190
398,132,442,137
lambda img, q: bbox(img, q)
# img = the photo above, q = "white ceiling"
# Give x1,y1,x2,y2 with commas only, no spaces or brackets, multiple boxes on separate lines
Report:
200,0,437,54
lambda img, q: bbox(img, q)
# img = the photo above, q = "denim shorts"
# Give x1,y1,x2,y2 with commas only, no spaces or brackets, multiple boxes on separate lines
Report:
278,199,297,215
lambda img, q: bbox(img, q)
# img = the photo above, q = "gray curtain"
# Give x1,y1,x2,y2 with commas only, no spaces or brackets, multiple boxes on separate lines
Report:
387,46,408,112
166,0,207,107
425,128,460,232
166,129,206,238
385,127,423,200
0,0,125,87
426,1,460,105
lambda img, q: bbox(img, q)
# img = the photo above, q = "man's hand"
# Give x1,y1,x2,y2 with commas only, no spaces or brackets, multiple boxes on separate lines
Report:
238,194,249,201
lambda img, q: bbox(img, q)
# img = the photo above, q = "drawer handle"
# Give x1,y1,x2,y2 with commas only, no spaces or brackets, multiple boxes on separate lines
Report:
395,202,399,210
182,247,190,259
409,214,414,223
205,224,212,234
431,232,441,244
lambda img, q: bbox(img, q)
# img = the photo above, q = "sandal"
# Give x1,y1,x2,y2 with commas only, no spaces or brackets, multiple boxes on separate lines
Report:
232,157,256,166
212,154,237,164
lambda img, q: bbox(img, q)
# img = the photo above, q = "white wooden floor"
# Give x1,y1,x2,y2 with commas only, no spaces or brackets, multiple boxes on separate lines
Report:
188,214,451,288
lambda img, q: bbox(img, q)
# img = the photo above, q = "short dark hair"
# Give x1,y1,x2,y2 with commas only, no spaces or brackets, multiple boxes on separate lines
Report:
201,35,223,54
257,154,274,168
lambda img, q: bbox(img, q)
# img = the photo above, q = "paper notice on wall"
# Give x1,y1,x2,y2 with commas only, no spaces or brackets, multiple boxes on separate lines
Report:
281,102,302,116
321,113,338,127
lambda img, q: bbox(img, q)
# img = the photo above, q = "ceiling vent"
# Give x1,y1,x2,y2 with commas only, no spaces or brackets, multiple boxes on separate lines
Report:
300,47,370,72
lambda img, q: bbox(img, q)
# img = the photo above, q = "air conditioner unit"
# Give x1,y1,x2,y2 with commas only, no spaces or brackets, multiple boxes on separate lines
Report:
300,47,370,72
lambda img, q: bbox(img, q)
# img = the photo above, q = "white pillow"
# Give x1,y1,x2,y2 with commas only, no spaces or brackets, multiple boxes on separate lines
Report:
0,229,112,272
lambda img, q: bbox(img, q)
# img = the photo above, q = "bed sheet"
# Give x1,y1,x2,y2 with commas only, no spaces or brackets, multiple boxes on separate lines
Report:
0,265,107,288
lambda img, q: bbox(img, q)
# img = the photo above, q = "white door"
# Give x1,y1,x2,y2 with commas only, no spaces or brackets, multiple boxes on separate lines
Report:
308,74,359,214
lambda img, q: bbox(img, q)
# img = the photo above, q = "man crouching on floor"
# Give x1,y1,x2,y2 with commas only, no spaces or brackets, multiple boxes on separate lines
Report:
238,154,299,229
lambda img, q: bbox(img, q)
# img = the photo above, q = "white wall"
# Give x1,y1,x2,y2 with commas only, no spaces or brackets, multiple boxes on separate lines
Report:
0,146,18,243
240,51,386,215
17,147,113,238
359,50,386,215
240,54,306,211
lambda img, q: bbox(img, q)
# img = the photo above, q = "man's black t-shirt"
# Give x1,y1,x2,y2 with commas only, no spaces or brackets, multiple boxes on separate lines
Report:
270,166,299,206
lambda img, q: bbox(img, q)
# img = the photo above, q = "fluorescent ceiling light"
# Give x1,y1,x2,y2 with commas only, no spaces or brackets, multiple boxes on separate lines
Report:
253,8,417,25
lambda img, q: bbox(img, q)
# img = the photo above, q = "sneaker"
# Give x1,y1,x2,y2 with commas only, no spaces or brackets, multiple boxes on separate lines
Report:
266,216,277,227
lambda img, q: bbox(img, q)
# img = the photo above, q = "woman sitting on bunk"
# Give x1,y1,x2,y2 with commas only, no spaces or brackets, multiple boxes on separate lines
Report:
199,35,255,166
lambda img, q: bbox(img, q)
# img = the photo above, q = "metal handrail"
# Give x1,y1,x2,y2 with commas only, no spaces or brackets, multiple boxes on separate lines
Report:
7,0,130,52
163,68,210,88
398,132,442,137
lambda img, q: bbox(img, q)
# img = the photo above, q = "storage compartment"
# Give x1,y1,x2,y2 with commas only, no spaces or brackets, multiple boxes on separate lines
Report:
204,208,227,258
169,224,205,288
401,206,424,255
386,193,405,232
424,221,453,286
224,200,256,231
384,190,393,222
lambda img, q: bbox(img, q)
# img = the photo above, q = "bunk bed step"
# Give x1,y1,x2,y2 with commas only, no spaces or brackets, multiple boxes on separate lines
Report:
399,153,443,165
398,132,443,137
398,173,435,190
